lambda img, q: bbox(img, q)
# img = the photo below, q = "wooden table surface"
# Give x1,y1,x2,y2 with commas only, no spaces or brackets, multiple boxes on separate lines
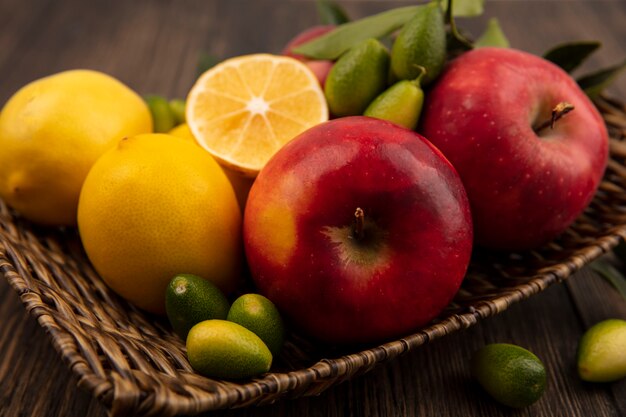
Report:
1,1,626,416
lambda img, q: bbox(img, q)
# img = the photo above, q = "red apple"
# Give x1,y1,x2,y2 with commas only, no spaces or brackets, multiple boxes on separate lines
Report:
243,117,473,344
282,25,335,86
421,47,608,250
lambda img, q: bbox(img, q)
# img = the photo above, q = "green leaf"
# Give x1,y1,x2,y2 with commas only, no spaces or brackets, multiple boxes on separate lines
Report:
578,59,626,99
197,52,220,77
442,0,484,17
591,260,626,300
316,0,349,25
293,5,425,60
543,41,601,73
474,18,510,48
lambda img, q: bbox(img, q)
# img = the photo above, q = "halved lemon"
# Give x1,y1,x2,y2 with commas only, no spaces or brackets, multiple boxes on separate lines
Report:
186,54,328,176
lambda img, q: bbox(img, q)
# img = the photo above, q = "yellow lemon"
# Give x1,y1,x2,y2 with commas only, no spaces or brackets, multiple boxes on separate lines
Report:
169,123,195,142
186,54,328,177
0,70,152,225
77,134,242,314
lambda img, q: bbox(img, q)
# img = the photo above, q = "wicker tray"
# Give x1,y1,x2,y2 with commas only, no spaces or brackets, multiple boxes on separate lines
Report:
1,96,626,417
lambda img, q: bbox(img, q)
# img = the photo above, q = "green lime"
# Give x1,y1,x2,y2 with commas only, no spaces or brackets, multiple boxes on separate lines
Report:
227,294,285,357
186,319,272,379
577,319,626,382
144,95,176,133
165,274,230,339
390,1,446,85
364,68,425,130
169,99,186,125
324,38,390,116
471,343,547,408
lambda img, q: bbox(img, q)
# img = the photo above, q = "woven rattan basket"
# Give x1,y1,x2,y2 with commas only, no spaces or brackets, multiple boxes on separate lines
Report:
1,96,626,417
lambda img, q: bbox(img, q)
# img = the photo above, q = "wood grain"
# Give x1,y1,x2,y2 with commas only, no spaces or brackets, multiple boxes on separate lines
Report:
0,1,625,416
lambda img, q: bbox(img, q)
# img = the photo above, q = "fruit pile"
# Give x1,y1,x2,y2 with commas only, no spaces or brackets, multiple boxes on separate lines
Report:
0,0,624,397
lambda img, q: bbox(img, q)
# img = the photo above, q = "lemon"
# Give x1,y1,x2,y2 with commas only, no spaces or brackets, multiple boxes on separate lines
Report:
0,70,152,225
577,319,626,382
471,343,547,408
168,123,254,211
227,294,285,357
186,320,272,379
166,274,230,339
186,54,328,176
77,134,242,314
168,123,195,142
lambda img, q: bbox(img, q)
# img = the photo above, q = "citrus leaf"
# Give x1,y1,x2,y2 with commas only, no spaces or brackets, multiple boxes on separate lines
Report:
578,59,626,98
442,0,484,17
316,0,349,25
590,260,626,301
543,41,601,73
474,18,510,48
293,5,425,60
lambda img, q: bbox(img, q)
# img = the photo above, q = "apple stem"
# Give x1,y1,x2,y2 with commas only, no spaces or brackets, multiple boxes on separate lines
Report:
534,101,575,133
353,207,365,240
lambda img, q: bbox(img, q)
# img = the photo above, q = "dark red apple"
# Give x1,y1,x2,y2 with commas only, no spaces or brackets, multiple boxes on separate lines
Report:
282,25,335,86
421,47,608,250
243,117,473,344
